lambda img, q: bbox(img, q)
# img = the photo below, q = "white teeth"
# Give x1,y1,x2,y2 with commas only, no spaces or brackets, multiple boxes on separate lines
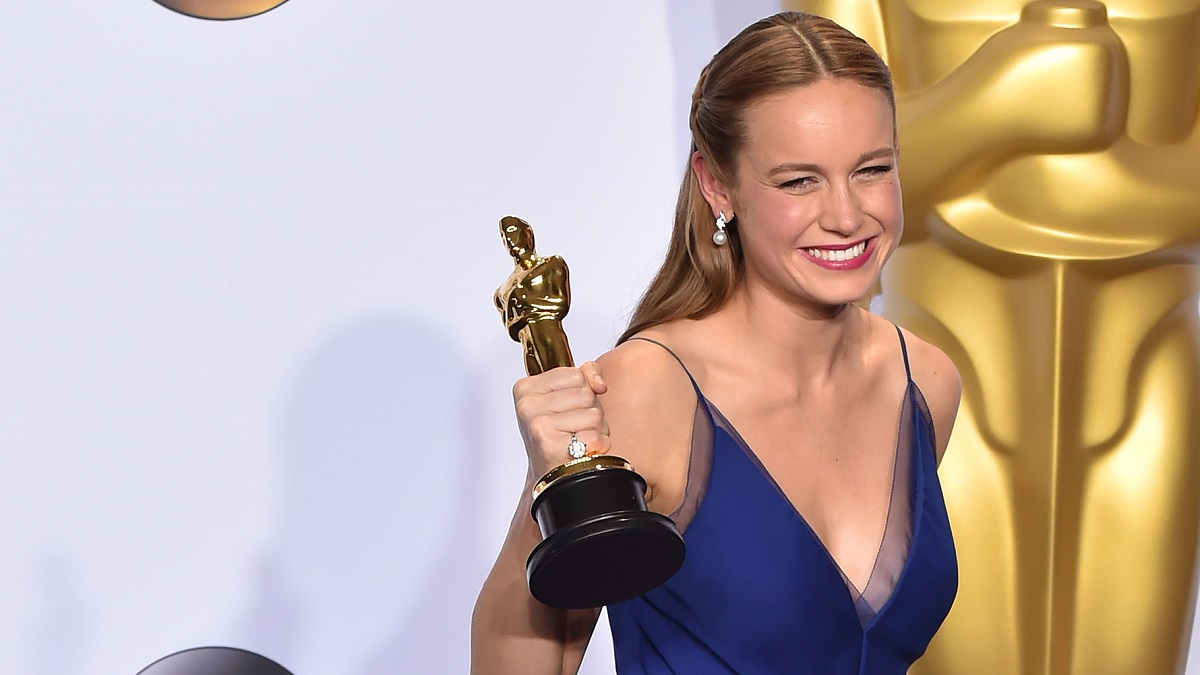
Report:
805,242,866,262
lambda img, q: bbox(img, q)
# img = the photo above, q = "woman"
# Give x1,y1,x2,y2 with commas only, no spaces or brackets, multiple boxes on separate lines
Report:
472,11,961,674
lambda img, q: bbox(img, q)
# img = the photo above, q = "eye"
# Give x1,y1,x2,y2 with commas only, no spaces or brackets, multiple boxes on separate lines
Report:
858,164,894,177
779,175,818,190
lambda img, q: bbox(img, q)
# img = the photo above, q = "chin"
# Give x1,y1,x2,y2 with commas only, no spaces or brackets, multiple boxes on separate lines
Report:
809,285,876,310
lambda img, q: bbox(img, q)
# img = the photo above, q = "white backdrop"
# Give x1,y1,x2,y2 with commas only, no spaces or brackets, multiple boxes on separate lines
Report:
0,1,1195,674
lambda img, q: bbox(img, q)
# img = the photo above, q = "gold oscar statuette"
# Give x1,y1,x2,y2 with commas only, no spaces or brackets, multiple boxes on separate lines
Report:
494,215,685,609
785,1,1200,672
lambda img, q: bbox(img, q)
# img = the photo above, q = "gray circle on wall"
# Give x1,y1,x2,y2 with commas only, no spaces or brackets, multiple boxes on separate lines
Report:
137,647,295,675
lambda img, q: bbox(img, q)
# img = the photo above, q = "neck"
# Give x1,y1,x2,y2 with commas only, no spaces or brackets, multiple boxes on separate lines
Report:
514,250,538,269
713,283,866,388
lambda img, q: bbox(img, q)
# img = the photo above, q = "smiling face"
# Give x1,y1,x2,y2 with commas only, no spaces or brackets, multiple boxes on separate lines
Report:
698,78,901,311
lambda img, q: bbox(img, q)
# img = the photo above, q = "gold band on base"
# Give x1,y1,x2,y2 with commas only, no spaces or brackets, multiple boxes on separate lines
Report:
532,455,635,498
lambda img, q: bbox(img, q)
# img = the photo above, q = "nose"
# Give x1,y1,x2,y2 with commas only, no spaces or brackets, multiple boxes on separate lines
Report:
820,182,863,236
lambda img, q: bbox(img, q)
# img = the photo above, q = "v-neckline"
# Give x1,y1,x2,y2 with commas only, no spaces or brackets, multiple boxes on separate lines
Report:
697,381,923,629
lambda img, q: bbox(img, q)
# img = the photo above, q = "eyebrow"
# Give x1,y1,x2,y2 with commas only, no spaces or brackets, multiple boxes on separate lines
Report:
767,146,895,176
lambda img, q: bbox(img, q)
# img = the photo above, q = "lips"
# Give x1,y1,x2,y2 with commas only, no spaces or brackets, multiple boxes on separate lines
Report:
799,238,875,271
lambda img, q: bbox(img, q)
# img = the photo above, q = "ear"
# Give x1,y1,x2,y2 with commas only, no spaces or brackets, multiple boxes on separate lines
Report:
691,152,736,220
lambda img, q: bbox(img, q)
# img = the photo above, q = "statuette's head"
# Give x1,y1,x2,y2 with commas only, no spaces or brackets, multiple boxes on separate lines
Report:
501,216,538,269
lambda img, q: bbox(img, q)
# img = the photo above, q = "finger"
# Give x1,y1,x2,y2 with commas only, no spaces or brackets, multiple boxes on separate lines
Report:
569,428,611,455
512,366,589,399
515,386,601,418
524,407,607,446
520,401,610,440
537,428,612,463
579,361,608,395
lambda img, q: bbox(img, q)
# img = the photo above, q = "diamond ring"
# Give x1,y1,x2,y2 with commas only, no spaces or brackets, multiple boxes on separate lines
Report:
567,433,587,459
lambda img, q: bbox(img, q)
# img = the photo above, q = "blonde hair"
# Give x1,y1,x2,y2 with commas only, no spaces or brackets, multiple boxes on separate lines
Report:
619,11,894,343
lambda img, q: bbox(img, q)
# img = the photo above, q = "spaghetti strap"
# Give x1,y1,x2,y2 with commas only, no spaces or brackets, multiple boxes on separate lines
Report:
895,325,912,381
626,337,703,396
625,336,714,534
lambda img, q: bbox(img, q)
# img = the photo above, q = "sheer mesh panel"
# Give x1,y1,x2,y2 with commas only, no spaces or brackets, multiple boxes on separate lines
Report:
853,382,915,626
670,398,713,534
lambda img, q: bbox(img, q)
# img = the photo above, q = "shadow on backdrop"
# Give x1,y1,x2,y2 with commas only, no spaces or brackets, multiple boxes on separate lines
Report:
24,552,89,675
232,315,485,674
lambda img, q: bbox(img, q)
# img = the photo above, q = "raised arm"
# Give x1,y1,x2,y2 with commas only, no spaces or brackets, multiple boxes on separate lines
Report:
471,337,699,672
894,9,1127,215
471,364,610,674
471,472,602,675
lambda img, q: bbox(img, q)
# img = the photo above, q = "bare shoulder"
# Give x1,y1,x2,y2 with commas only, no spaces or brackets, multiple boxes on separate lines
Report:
896,325,962,464
595,331,698,513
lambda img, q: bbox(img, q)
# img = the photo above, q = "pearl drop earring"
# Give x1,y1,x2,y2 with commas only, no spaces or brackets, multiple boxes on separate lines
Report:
713,211,729,246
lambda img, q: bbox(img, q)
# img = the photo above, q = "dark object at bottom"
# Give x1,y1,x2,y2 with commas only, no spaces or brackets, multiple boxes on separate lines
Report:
527,465,686,609
137,646,294,675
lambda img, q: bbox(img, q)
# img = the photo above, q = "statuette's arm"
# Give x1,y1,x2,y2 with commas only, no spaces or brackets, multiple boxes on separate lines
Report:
895,12,1128,238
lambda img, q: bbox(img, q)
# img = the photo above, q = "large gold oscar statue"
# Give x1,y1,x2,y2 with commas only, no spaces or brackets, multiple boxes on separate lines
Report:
784,1,1200,673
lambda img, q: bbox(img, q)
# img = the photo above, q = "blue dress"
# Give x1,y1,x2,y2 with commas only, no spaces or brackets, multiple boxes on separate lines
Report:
607,329,957,674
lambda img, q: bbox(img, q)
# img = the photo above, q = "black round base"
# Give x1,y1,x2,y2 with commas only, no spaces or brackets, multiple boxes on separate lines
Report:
527,466,685,609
